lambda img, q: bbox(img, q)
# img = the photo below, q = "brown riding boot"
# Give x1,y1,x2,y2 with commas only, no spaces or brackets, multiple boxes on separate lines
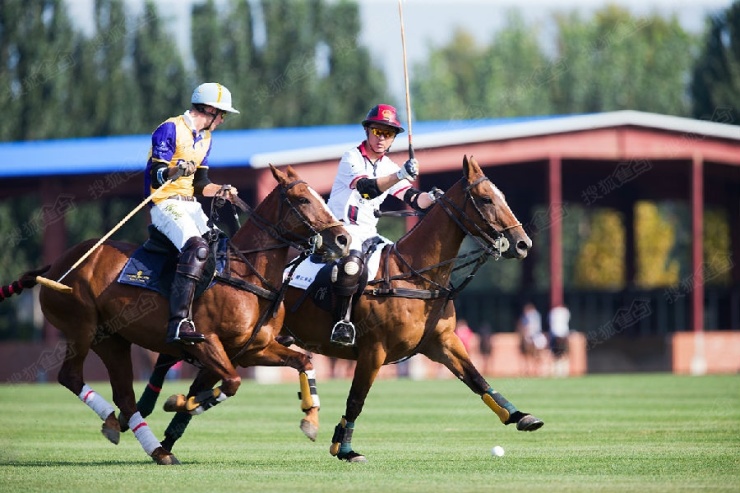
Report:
166,236,209,345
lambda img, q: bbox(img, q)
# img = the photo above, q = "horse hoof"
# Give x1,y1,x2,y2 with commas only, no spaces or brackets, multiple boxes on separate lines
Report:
151,447,181,465
101,413,121,444
516,414,544,432
101,424,120,445
300,418,318,442
337,450,367,463
163,394,188,413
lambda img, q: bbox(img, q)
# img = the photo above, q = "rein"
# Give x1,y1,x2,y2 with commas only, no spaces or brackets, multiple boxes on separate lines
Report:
208,180,339,362
366,176,518,301
366,175,521,364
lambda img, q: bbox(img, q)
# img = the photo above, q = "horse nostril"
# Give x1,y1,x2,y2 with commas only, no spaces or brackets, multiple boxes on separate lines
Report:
337,235,348,247
517,240,530,252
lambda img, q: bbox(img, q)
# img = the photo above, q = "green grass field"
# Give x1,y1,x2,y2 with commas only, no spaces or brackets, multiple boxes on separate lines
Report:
0,374,738,493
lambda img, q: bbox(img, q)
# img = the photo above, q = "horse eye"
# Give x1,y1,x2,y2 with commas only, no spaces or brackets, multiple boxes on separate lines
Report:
479,196,493,205
297,196,311,205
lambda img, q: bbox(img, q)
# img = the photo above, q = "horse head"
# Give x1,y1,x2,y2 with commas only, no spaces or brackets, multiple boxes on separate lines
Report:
267,164,350,261
454,155,531,259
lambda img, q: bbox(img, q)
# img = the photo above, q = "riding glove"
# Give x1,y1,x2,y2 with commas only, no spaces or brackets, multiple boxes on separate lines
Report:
396,159,419,181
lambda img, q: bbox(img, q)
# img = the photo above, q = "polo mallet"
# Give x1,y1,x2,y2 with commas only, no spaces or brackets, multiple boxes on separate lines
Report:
35,178,176,294
398,0,414,160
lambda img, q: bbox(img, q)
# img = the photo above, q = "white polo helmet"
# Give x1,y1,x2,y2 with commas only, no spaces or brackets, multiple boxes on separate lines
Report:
191,82,240,114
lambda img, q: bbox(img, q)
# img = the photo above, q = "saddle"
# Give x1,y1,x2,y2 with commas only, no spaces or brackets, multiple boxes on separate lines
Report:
117,225,229,299
289,237,384,313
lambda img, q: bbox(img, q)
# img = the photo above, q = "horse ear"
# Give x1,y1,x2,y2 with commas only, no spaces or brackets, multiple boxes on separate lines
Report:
462,155,472,183
270,164,288,185
285,165,299,179
463,155,482,184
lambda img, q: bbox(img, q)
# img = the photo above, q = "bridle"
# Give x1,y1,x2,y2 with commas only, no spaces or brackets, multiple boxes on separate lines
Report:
368,174,524,364
370,174,524,300
234,179,343,257
436,175,522,261
210,179,343,363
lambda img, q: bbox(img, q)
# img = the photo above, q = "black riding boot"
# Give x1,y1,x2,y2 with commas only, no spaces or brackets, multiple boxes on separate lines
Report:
329,251,364,347
166,236,209,345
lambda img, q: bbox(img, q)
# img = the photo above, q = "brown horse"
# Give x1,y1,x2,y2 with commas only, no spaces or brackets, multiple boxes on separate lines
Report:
142,155,543,461
2,165,349,465
281,155,543,461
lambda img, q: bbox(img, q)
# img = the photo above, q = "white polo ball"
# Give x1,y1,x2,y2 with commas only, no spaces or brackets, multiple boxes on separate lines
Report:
491,445,505,457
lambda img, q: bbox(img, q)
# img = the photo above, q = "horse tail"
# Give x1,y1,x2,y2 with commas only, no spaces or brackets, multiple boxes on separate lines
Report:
0,265,51,302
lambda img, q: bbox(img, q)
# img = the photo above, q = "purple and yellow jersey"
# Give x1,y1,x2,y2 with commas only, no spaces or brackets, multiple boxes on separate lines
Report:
145,113,213,205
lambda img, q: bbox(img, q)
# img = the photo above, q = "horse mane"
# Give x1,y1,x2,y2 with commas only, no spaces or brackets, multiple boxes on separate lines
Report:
229,184,282,249
394,173,473,250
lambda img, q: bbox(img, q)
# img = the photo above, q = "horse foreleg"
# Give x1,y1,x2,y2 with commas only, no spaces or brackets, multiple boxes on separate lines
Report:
330,347,385,463
236,341,320,441
423,332,544,432
164,336,242,406
163,368,225,415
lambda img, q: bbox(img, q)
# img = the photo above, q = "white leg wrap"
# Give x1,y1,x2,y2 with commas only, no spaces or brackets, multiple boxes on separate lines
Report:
78,384,115,421
305,369,320,408
128,412,161,455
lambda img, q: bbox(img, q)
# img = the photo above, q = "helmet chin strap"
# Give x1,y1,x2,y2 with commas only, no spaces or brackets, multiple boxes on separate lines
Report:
205,108,219,130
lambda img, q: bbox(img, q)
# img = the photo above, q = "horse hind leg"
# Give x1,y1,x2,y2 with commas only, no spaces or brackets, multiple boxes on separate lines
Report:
54,337,122,445
94,337,180,465
423,333,544,432
328,348,387,463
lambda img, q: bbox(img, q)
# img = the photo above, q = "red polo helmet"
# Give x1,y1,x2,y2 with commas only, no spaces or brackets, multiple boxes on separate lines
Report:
362,104,405,133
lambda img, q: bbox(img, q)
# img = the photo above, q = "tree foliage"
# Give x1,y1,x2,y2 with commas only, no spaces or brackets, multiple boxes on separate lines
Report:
551,6,696,115
703,208,732,286
691,1,740,123
573,209,625,289
0,0,77,140
413,12,552,120
412,6,696,120
634,201,680,288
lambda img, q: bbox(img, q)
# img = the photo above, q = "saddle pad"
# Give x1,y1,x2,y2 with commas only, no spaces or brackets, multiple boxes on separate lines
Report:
285,239,389,291
117,239,227,299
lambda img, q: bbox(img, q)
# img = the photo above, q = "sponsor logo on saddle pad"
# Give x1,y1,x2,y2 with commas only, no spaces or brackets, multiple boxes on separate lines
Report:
123,270,150,284
285,241,387,291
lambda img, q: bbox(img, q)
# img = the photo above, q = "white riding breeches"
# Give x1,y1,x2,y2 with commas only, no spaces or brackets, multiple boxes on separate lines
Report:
150,199,211,251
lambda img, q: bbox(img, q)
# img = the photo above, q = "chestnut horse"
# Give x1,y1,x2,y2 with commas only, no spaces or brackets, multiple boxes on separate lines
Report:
142,155,543,461
2,165,349,465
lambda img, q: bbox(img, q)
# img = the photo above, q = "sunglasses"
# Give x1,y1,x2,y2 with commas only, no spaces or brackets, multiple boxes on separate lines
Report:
206,109,227,119
370,127,396,139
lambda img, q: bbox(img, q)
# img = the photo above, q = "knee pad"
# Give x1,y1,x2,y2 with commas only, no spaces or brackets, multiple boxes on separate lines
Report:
177,236,209,279
333,250,364,295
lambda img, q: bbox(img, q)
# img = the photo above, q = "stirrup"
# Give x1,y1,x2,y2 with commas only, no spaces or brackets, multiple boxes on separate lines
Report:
167,319,205,345
330,321,356,347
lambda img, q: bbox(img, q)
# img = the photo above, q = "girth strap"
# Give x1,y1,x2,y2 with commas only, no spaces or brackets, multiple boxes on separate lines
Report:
213,273,277,301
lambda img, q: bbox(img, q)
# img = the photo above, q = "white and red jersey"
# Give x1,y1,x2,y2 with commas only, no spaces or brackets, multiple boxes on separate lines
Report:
327,142,411,249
